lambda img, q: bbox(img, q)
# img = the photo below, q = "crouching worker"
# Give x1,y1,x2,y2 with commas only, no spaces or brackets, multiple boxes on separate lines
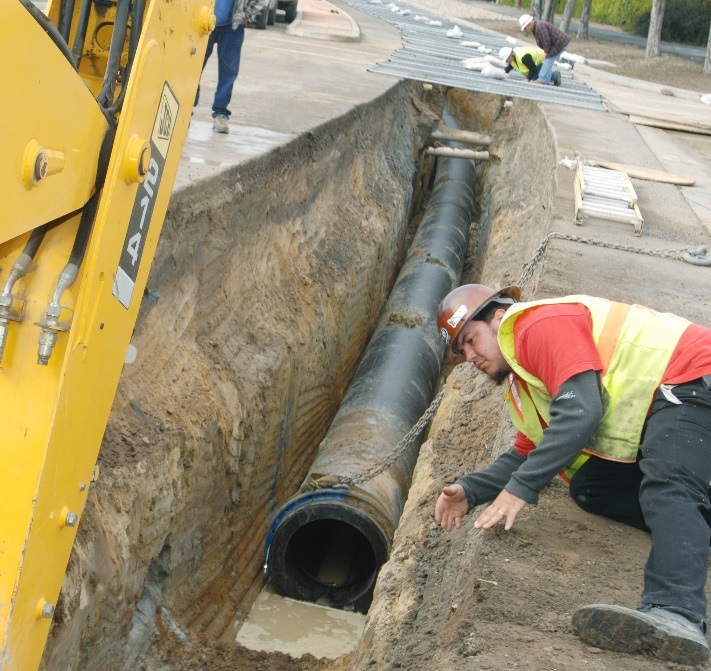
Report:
434,284,711,665
519,13,568,85
499,46,545,83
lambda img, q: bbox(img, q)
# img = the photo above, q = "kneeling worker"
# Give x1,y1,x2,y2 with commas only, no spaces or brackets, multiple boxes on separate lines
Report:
519,13,568,85
434,284,711,666
499,46,545,83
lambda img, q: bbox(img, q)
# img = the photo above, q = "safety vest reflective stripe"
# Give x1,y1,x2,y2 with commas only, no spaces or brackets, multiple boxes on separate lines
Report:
507,374,524,421
596,301,630,376
498,296,690,473
560,452,590,483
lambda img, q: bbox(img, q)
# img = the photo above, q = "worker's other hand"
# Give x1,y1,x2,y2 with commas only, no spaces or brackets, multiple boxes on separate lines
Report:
242,16,249,24
473,490,527,531
435,484,469,532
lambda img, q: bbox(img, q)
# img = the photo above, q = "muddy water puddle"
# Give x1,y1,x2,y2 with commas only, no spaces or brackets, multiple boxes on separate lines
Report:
235,583,365,659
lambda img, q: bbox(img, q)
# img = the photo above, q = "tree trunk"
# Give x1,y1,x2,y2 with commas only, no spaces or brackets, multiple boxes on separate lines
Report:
646,0,665,58
531,0,543,18
543,0,556,22
515,0,522,7
706,19,711,75
560,0,578,33
577,0,592,39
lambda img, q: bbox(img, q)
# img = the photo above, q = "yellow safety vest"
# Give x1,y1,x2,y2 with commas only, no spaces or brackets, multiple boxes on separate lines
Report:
498,296,690,480
511,46,545,76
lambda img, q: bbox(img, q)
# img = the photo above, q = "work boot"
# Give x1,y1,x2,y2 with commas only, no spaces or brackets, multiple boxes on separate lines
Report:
572,604,709,666
553,71,561,86
213,115,229,134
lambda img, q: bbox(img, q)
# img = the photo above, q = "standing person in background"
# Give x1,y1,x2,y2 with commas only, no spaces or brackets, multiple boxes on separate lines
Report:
195,0,264,134
499,45,545,82
519,13,570,86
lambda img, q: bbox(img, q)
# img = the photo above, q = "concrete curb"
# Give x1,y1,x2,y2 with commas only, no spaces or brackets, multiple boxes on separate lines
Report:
286,0,361,42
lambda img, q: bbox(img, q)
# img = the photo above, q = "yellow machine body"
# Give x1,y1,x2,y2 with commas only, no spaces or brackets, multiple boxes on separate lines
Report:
0,2,213,669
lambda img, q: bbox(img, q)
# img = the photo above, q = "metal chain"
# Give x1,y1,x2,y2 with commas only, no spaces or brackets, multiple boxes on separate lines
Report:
518,232,710,290
317,231,709,490
337,386,447,486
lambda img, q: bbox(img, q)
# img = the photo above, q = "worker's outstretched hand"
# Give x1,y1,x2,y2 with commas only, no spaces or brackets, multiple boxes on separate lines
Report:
435,484,470,531
474,490,527,531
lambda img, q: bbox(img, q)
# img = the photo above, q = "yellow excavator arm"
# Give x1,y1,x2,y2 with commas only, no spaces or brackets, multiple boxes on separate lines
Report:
0,1,214,669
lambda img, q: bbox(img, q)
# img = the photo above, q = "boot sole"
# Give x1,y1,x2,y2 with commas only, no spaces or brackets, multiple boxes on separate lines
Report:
572,605,709,666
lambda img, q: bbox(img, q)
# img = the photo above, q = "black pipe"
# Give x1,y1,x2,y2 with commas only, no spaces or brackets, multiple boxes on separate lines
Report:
265,109,478,612
19,0,78,70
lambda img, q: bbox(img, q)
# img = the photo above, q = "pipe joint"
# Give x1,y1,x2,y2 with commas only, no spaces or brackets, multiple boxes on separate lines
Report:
37,328,58,366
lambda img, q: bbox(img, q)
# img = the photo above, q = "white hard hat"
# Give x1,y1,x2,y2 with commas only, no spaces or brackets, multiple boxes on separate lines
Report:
499,46,513,61
519,14,533,30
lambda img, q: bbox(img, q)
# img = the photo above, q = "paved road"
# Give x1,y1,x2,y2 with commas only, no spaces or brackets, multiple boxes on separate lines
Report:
463,0,706,63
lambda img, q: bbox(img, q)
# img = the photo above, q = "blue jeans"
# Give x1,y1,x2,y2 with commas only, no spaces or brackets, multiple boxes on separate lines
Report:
569,378,711,624
194,23,245,118
537,55,557,85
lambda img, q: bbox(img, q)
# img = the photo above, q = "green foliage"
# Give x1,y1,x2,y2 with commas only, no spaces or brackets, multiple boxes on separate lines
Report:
494,0,648,22
494,0,710,46
626,0,711,46
589,0,652,26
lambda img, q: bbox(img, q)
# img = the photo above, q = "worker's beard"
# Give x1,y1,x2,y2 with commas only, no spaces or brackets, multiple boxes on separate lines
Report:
491,368,511,386
488,324,510,386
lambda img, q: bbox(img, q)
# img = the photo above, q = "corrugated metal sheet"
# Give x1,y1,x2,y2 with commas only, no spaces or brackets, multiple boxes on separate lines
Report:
340,0,607,111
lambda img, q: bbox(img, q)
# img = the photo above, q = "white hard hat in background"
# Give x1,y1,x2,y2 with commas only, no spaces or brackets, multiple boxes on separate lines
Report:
499,46,513,61
519,14,534,30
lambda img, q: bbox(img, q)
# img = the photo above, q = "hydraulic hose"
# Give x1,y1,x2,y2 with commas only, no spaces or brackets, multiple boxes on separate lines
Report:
265,108,478,612
37,125,116,365
19,0,78,70
0,225,52,363
19,225,47,262
58,0,77,44
97,0,132,109
71,0,93,66
107,0,148,115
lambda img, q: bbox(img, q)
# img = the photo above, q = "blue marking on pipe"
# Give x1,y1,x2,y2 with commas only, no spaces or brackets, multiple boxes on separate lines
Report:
263,489,349,573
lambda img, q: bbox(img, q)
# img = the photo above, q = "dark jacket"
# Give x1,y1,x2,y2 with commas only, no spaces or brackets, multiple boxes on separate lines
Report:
532,19,571,58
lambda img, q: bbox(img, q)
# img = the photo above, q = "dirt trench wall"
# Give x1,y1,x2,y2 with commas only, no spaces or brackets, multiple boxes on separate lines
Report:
40,81,442,671
351,91,558,670
351,92,711,671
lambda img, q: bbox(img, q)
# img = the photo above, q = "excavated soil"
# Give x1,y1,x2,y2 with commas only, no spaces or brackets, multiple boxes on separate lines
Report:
40,81,442,671
40,64,711,671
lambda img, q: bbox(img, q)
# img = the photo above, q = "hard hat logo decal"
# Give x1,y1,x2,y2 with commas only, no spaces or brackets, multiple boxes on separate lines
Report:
447,304,468,328
440,328,451,345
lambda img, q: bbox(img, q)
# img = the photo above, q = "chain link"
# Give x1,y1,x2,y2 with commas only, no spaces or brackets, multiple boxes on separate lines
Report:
337,386,447,486
518,232,709,290
315,232,709,490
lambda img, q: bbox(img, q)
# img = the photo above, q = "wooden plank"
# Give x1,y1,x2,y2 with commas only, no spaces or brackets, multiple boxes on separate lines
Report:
431,128,493,147
589,160,696,186
426,147,490,160
628,114,711,137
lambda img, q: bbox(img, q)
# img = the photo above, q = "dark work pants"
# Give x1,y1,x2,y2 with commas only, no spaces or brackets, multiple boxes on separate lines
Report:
568,379,711,622
194,23,245,118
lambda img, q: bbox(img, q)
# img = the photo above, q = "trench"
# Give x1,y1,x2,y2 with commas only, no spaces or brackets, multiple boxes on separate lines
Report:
43,83,556,671
264,106,478,615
